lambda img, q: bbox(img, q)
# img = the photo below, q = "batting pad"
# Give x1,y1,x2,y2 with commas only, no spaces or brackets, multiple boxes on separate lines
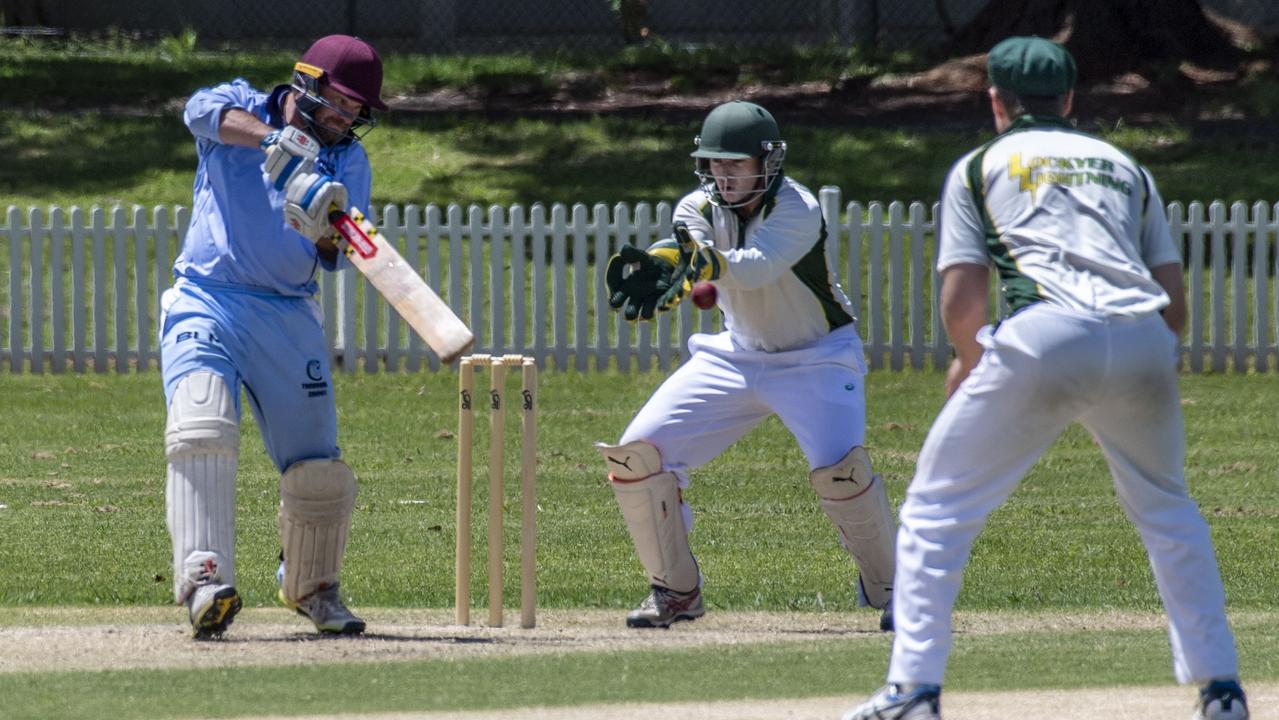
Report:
810,447,896,609
165,371,239,602
278,458,357,602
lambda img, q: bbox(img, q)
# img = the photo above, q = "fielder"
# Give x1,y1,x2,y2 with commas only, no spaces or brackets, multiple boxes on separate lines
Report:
161,35,387,639
845,37,1248,720
597,101,897,630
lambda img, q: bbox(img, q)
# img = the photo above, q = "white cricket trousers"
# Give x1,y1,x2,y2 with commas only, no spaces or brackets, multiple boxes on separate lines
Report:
888,304,1241,686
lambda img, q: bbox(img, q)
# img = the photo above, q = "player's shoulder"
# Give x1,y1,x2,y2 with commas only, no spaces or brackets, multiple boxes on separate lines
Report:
773,176,819,211
335,137,372,166
189,77,267,108
675,187,710,207
940,147,984,189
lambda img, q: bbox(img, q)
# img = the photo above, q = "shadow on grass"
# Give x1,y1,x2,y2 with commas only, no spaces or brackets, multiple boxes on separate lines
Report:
4,106,1278,210
0,112,193,200
0,55,291,110
374,113,991,209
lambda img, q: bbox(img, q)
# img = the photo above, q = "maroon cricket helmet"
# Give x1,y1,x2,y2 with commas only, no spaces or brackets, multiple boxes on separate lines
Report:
299,35,388,111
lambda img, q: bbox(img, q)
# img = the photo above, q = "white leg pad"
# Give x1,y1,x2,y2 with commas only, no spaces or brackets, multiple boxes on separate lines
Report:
810,446,896,609
279,458,357,602
165,371,239,603
595,440,662,479
597,441,699,592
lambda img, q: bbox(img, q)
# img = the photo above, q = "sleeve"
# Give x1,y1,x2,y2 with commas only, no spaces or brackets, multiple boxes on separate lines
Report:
671,192,714,247
707,187,822,291
183,79,256,143
1137,166,1180,269
935,150,992,273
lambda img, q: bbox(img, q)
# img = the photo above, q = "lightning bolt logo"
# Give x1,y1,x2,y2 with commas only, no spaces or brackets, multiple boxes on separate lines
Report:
1008,152,1037,198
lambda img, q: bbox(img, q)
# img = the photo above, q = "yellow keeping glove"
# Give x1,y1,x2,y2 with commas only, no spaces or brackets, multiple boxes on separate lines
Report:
673,221,726,283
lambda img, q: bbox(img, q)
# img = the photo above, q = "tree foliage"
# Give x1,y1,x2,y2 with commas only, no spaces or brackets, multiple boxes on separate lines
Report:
952,0,1240,83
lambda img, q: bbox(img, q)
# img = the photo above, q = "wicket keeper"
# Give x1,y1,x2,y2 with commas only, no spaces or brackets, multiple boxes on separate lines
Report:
597,101,897,631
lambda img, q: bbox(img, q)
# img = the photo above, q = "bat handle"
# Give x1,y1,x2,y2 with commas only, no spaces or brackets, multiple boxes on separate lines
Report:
328,208,346,225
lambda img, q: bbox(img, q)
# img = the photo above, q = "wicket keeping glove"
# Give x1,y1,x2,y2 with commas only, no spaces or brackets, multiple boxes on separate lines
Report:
672,221,727,283
262,126,319,192
284,172,348,242
605,243,688,321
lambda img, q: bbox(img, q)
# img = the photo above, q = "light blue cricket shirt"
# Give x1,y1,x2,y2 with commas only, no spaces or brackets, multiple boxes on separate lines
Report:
177,79,373,297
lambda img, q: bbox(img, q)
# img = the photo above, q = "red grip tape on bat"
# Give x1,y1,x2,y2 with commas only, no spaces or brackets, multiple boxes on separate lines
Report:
330,210,378,260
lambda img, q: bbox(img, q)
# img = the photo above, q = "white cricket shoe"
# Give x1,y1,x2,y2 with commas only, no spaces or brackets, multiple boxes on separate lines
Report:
186,583,241,640
843,684,941,720
626,585,704,628
280,584,366,635
1194,680,1249,720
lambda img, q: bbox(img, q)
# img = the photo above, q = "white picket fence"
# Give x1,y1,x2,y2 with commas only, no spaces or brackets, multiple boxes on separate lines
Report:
3,189,1278,374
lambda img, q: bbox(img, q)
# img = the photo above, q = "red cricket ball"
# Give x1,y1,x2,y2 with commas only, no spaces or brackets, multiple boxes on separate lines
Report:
691,281,717,310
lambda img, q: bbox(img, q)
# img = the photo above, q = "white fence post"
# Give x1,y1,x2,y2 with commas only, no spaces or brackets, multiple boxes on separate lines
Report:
2,198,1276,375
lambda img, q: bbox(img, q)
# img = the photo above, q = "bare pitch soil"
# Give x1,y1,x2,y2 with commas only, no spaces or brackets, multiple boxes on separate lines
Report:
3,608,1273,719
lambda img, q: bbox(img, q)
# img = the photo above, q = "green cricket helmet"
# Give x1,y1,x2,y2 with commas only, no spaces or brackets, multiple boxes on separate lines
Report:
691,101,787,208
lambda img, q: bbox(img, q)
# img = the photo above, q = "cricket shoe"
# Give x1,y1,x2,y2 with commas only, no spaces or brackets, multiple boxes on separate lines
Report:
279,584,366,635
878,597,895,633
1194,679,1249,720
842,684,941,720
626,584,704,628
187,583,242,640
857,578,894,633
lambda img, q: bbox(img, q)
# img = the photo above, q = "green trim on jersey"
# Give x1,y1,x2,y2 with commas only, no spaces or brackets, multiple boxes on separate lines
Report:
966,114,1159,311
964,116,1063,313
789,214,855,331
698,199,715,228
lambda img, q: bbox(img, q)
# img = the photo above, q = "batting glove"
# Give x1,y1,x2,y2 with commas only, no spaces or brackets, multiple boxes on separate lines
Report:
284,172,348,242
673,221,726,283
262,126,319,192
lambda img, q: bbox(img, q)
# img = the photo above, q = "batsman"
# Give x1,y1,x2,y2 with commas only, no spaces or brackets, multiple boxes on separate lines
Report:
597,101,897,630
159,35,386,639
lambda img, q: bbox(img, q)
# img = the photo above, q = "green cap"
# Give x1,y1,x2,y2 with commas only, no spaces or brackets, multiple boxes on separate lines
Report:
987,36,1076,97
691,101,780,160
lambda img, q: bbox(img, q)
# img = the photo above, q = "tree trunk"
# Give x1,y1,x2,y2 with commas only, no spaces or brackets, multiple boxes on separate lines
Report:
619,0,650,45
953,0,1238,83
1,0,51,25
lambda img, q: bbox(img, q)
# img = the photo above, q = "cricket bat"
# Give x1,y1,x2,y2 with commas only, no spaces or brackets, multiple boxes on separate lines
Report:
329,207,474,364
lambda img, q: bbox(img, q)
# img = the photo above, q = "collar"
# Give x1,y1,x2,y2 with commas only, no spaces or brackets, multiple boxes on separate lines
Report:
1005,114,1071,133
736,172,784,221
266,84,291,129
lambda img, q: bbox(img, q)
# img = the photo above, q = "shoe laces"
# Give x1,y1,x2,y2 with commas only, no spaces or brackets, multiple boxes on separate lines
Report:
302,585,354,617
650,585,698,612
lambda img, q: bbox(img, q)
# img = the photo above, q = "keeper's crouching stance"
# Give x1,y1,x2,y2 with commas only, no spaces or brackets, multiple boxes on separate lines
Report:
598,440,895,630
597,100,897,631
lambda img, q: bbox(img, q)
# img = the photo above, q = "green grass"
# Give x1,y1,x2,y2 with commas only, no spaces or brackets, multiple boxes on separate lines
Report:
0,35,920,108
5,111,1278,211
1,370,1276,611
3,40,1279,211
4,40,1279,717
3,617,1278,719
